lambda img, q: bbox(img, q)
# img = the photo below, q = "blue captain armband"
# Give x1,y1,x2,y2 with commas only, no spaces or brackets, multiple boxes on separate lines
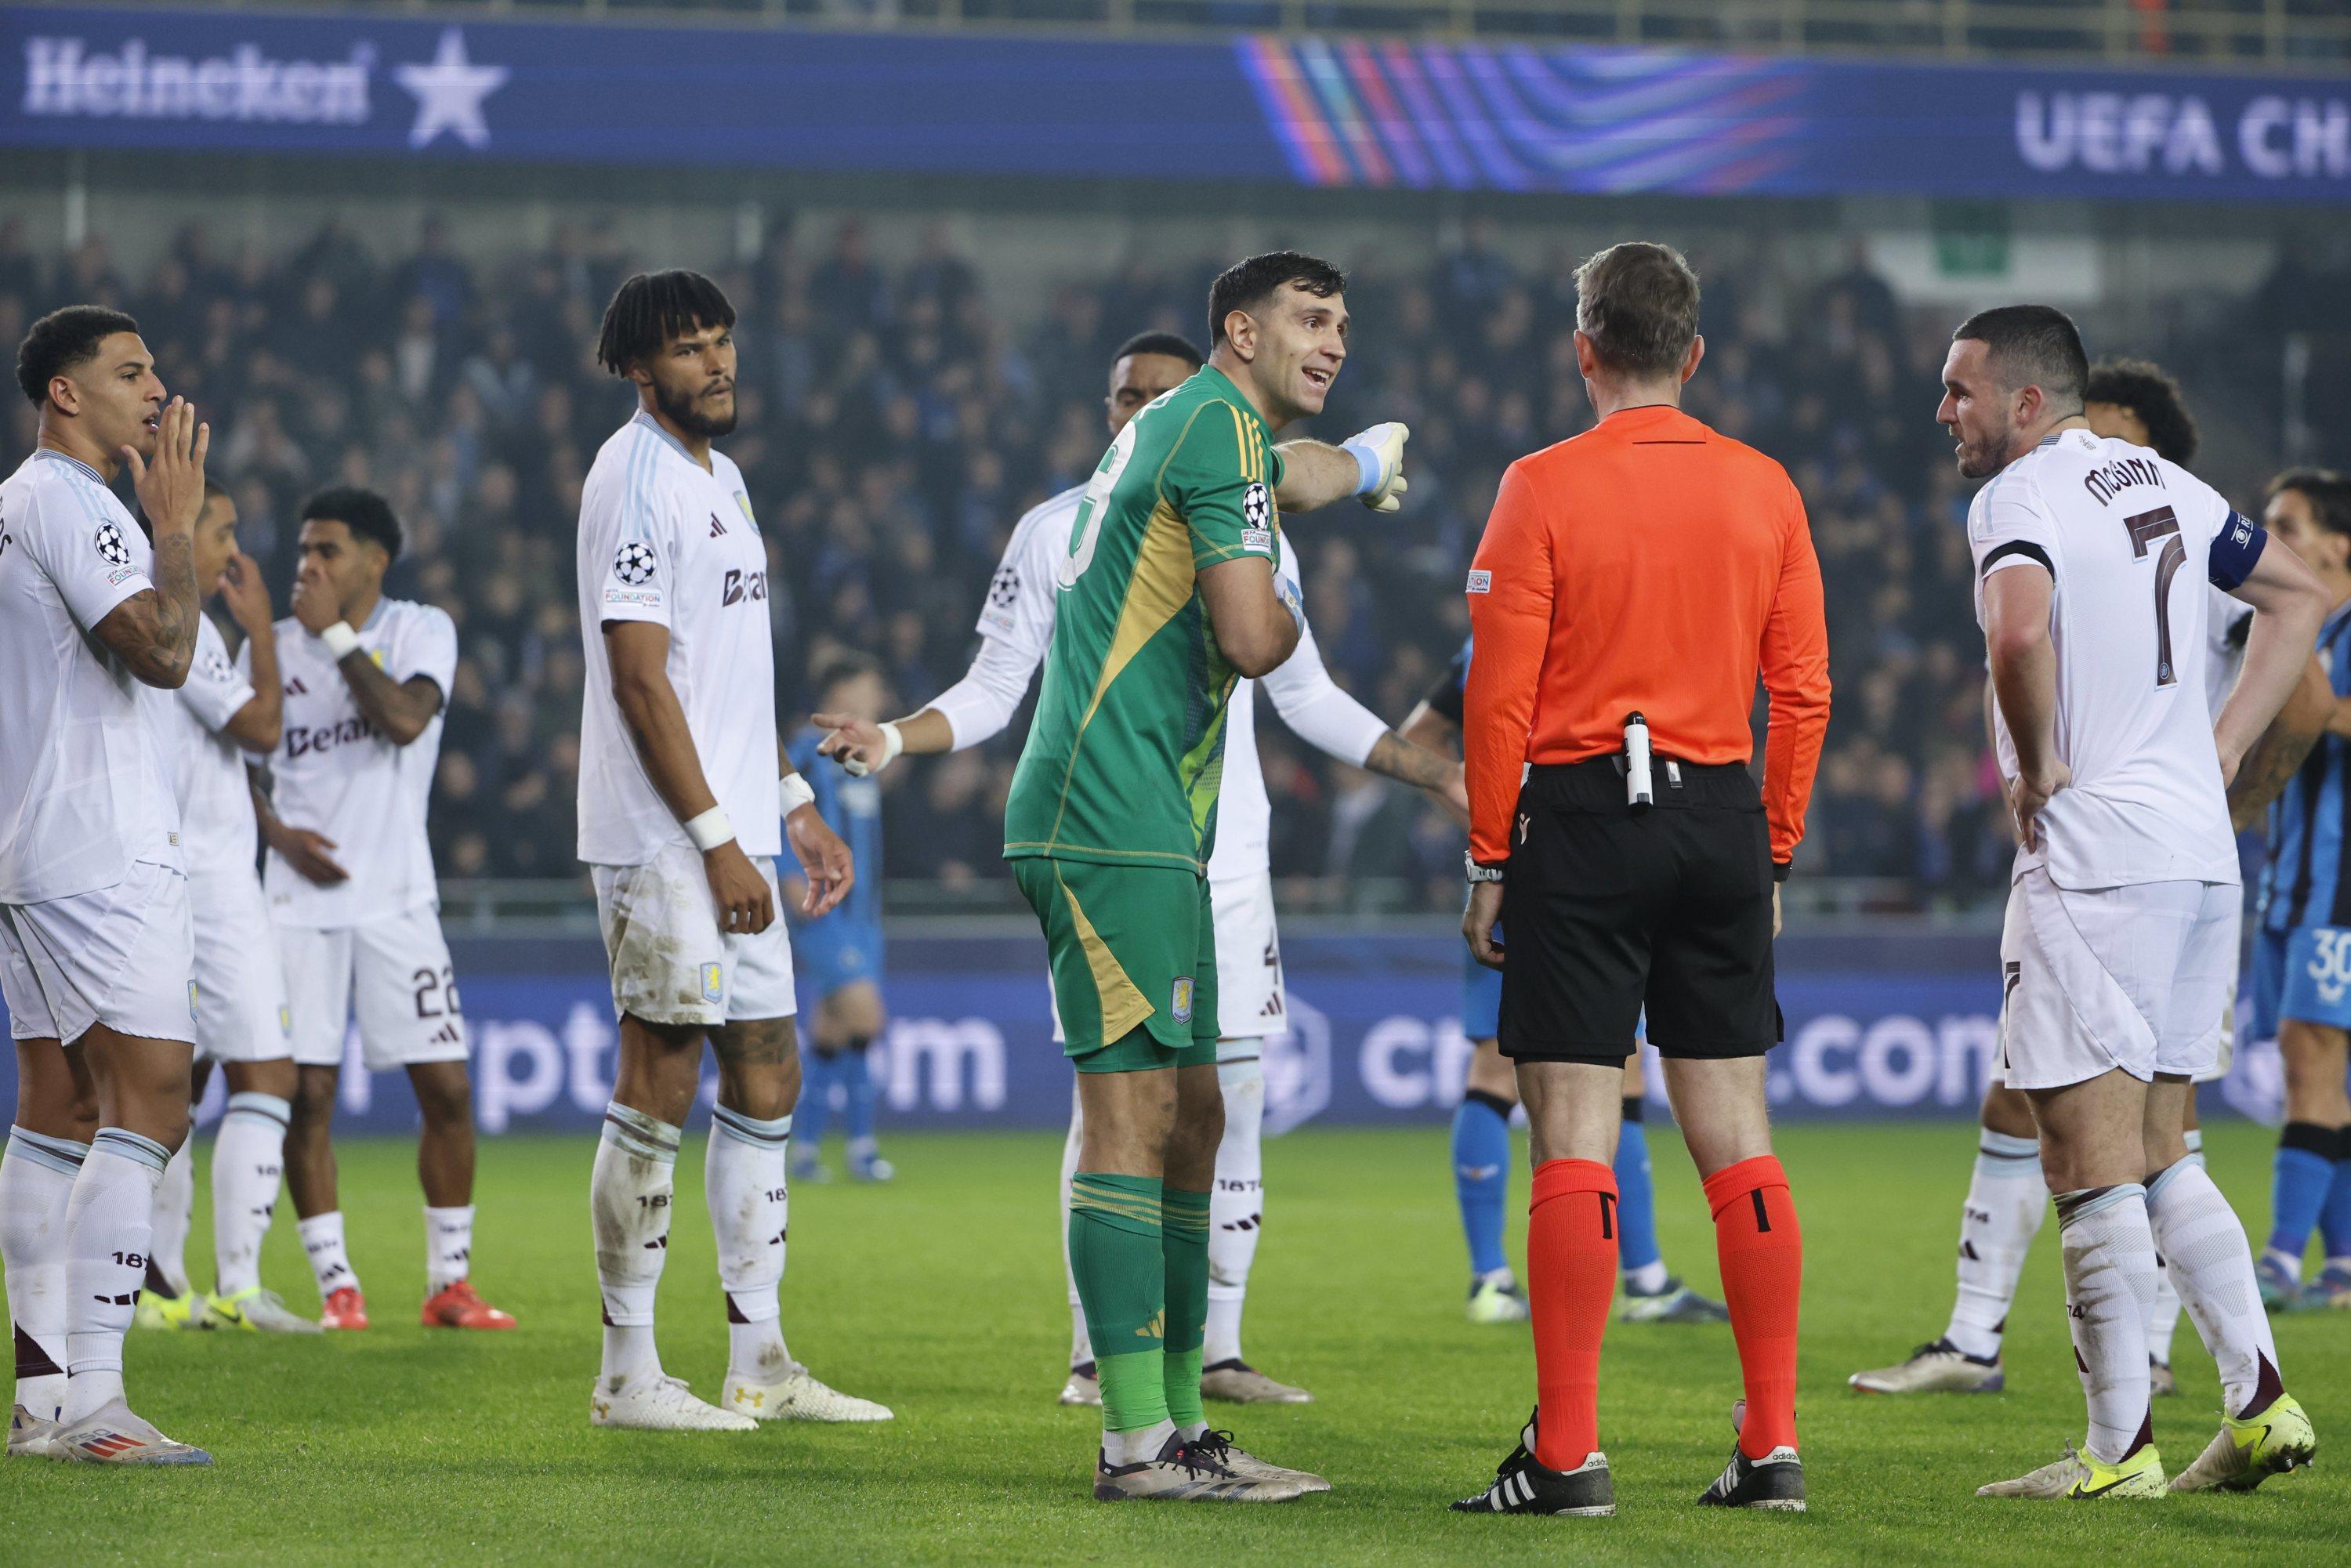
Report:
1273,570,1305,632
2208,512,2267,591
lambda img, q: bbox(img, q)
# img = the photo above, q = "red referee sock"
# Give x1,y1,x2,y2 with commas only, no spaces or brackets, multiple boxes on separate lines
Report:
1526,1157,1617,1473
1703,1154,1802,1460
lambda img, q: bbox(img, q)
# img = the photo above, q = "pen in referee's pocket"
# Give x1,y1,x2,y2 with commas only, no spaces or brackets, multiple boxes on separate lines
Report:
1624,711,1653,813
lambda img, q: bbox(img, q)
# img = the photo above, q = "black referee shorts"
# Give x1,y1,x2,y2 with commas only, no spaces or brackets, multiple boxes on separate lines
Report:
1498,757,1780,1066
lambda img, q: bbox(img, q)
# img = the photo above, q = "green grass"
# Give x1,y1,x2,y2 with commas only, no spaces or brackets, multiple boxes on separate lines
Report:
5,1122,2342,1564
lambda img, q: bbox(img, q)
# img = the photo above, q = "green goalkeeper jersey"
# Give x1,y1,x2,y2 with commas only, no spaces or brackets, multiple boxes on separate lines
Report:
1004,366,1285,875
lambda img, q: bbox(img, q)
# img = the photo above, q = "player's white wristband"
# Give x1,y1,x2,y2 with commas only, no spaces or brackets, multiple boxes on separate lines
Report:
779,773,817,814
684,806,737,852
842,721,904,780
319,621,362,660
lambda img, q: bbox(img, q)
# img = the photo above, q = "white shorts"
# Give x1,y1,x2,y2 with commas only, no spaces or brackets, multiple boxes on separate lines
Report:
189,866,292,1064
2201,995,2237,1084
1210,867,1285,1056
0,861,196,1047
278,904,469,1071
1997,869,2237,1092
1987,998,2234,1088
591,843,798,1028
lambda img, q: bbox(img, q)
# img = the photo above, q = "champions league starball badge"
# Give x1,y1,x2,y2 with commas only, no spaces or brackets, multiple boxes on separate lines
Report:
613,541,657,585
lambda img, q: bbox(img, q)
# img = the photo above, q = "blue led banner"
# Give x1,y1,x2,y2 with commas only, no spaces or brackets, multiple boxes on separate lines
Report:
0,931,2284,1133
1240,38,2351,201
1,7,2346,202
0,6,1284,175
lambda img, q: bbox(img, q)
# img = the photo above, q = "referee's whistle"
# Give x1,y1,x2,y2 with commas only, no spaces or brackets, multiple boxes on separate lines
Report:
1625,712,1654,813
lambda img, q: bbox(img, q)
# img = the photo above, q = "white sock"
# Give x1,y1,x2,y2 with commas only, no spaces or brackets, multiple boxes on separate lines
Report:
1625,1259,1671,1295
2,1127,87,1422
1105,1418,1177,1466
2144,1130,2200,1368
1204,1056,1264,1367
149,1135,194,1298
63,1130,171,1424
212,1092,289,1297
2146,1154,2283,1420
2056,1184,2157,1465
299,1210,359,1302
1060,1085,1092,1369
1943,1129,2046,1361
592,1103,679,1384
708,1106,792,1380
426,1204,475,1293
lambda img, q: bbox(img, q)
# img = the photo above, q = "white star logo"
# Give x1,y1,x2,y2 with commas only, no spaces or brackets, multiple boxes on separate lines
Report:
395,29,508,150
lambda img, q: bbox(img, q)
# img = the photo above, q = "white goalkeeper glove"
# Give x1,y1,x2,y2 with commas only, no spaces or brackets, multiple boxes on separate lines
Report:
1342,422,1411,513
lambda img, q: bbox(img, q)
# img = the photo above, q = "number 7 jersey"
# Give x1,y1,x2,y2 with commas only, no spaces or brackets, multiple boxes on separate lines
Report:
1003,365,1284,875
1969,425,2264,891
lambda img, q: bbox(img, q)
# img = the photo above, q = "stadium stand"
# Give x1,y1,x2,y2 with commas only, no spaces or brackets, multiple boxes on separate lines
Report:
0,209,2331,912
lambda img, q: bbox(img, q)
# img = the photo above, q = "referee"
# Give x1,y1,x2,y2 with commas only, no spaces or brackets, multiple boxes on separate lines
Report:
1449,242,1830,1519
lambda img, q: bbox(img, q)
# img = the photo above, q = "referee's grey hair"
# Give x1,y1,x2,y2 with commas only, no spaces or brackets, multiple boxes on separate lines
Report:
1573,242,1701,379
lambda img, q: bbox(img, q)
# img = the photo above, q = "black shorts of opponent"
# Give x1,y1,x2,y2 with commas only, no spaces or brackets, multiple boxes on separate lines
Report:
1497,756,1782,1066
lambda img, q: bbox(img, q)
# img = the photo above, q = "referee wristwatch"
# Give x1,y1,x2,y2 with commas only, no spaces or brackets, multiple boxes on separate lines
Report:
1464,853,1504,885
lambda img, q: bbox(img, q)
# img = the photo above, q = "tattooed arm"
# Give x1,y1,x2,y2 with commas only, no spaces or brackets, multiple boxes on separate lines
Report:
2230,656,2331,831
330,658,444,748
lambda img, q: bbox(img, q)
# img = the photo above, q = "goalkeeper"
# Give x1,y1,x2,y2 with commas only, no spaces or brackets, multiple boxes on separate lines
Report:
817,326,1436,1418
877,252,1400,1501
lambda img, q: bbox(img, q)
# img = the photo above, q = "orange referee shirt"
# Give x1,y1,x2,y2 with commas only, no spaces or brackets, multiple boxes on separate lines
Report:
1463,403,1831,868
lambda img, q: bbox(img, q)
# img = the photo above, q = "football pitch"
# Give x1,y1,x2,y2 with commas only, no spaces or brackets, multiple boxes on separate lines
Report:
6,1121,2342,1565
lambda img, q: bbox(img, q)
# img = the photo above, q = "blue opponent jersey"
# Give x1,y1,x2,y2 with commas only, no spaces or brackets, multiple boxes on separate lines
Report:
2261,601,2351,933
1427,635,1472,727
784,726,882,932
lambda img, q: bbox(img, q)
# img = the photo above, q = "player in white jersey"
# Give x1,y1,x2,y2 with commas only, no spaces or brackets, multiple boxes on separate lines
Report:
245,486,513,1334
130,481,316,1337
815,331,1445,1407
1,306,212,1464
1853,360,2330,1401
1930,306,2324,1500
577,270,882,1433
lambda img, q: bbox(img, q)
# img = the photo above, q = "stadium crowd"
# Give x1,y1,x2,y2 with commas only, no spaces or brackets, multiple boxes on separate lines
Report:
0,212,2309,911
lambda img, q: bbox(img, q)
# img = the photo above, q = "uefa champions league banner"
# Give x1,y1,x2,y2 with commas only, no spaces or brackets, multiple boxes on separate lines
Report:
0,930,2286,1132
2,5,2347,203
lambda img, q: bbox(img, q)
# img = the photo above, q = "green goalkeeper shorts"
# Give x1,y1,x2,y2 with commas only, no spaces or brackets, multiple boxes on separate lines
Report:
1010,857,1219,1071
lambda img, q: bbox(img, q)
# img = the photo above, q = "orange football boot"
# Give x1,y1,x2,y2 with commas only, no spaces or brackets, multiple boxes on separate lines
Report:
321,1286,370,1331
421,1280,516,1330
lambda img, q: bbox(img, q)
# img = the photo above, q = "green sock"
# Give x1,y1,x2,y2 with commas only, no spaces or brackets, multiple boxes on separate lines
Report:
1069,1171,1168,1434
1161,1186,1212,1432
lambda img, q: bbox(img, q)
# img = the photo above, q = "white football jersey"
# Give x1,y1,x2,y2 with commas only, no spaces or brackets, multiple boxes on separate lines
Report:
247,599,455,928
973,483,1081,669
0,448,183,903
577,411,780,866
1969,427,2248,890
152,614,261,878
973,493,1371,878
2204,585,2252,722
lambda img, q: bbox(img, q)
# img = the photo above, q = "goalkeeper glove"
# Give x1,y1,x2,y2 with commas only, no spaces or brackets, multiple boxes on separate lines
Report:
1342,422,1411,513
